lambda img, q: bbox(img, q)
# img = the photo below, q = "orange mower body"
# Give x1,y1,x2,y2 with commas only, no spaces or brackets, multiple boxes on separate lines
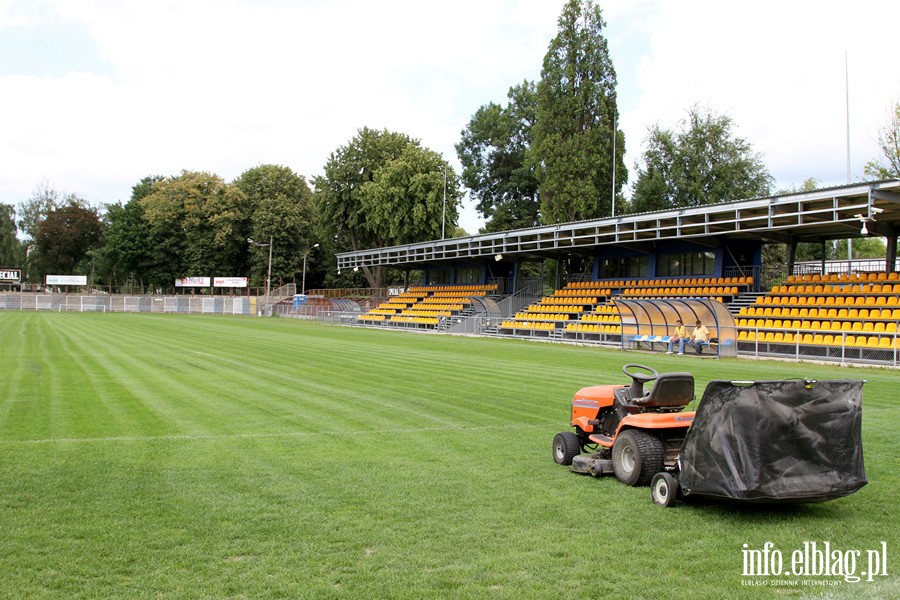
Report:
553,364,695,486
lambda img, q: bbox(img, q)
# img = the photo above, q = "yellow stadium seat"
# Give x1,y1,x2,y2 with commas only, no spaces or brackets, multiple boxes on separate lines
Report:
878,337,892,348
863,322,875,332
823,335,835,345
887,323,898,333
738,331,748,341
866,336,880,348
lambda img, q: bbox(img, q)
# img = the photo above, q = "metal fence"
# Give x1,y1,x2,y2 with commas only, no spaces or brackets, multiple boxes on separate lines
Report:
0,293,256,315
6,293,899,368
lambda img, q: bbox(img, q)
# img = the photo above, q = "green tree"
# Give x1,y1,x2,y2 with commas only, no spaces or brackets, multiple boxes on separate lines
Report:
315,128,461,288
31,198,103,281
16,179,60,243
457,81,540,232
630,105,773,213
234,164,315,289
99,176,163,292
528,0,625,224
864,102,900,179
0,204,22,267
139,171,248,288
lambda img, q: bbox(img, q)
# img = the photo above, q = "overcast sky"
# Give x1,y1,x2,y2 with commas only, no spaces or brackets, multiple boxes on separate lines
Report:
1,0,897,234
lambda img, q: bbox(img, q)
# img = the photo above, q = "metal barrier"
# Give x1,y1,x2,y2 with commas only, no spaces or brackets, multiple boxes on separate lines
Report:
0,293,253,315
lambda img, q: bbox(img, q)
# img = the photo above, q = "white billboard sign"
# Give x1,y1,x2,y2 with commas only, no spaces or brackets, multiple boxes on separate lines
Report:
214,277,248,288
175,277,211,287
1,269,21,282
46,275,87,285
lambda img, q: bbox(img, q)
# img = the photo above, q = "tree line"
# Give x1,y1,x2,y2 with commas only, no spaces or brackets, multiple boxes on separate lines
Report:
2,1,896,292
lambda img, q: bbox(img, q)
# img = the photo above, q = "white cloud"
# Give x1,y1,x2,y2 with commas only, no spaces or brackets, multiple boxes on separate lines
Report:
0,0,897,236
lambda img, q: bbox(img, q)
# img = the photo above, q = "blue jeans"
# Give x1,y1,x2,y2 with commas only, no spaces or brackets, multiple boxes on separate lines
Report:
668,337,685,353
687,340,705,354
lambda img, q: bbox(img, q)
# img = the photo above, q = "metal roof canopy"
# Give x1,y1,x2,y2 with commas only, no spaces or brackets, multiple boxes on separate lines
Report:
615,298,738,358
336,180,900,272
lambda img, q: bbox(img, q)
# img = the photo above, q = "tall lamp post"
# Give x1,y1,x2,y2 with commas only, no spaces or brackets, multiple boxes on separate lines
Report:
248,236,273,313
301,243,320,295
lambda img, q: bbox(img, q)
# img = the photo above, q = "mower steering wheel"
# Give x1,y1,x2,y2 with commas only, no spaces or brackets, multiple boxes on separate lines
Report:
622,363,659,384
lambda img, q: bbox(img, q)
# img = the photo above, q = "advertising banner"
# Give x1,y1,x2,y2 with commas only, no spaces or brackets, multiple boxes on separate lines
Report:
46,275,87,285
175,277,211,287
0,269,21,283
213,277,248,288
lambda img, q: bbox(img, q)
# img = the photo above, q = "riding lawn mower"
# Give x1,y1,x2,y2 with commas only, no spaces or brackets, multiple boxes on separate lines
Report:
553,364,867,507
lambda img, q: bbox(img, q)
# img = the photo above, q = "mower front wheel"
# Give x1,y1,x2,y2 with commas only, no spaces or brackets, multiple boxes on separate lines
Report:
552,431,582,465
651,472,679,507
612,430,664,486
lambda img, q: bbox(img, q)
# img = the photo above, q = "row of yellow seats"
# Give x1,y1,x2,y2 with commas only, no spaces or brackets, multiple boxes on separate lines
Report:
524,305,585,314
412,302,463,311
756,295,900,307
565,323,622,334
773,283,900,295
787,272,899,284
541,296,599,305
594,304,618,314
740,306,900,319
581,313,621,323
368,309,398,315
428,291,483,299
500,321,556,331
566,323,622,335
358,314,386,321
565,281,623,289
620,276,751,288
623,286,738,296
408,284,496,293
739,330,899,349
389,315,438,325
554,289,610,297
514,313,568,322
565,276,752,289
399,309,451,318
738,318,899,333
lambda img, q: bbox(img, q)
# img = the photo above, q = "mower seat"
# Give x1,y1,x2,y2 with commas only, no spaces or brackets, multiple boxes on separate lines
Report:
634,372,694,408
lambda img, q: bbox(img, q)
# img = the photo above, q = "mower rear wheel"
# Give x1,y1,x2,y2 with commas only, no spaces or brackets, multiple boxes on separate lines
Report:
552,431,582,465
612,430,664,486
651,472,679,507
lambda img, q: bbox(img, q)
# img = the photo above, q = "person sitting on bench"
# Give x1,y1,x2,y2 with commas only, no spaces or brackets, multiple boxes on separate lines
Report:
687,319,710,354
666,319,687,354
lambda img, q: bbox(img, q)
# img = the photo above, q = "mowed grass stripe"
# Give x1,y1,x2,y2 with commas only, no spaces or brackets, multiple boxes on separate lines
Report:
0,312,897,598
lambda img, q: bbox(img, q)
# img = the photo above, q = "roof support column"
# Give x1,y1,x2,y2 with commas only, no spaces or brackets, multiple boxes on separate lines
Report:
887,225,898,273
786,238,797,277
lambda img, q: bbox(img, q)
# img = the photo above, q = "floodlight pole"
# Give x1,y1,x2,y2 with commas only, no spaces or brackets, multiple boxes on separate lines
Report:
266,235,273,308
301,243,320,295
248,236,274,315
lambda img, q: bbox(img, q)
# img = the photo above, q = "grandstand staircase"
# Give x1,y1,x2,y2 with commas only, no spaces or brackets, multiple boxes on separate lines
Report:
728,292,768,315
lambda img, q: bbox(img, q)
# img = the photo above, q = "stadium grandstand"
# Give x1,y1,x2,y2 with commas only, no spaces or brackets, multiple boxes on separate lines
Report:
337,179,900,366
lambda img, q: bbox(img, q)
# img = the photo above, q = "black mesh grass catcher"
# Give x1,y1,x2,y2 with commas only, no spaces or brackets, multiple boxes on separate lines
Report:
678,379,866,503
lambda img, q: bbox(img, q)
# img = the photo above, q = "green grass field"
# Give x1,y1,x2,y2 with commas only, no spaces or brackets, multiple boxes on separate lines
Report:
1,312,897,599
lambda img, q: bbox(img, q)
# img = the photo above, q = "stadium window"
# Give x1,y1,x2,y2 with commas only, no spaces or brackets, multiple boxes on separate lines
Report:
601,256,648,279
456,267,480,284
657,252,715,277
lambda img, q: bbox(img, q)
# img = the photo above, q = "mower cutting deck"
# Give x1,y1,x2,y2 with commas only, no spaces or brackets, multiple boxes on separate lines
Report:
553,365,867,507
